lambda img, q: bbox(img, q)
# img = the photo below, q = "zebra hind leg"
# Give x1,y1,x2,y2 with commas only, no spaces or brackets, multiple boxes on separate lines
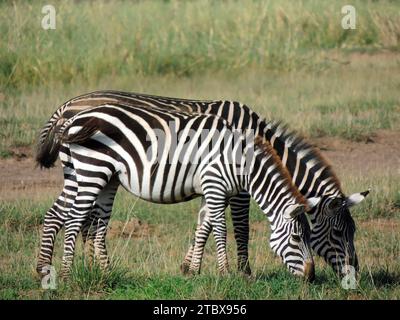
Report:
91,212,111,270
209,207,230,275
60,176,111,279
89,176,119,271
81,213,110,271
36,202,68,277
36,171,78,277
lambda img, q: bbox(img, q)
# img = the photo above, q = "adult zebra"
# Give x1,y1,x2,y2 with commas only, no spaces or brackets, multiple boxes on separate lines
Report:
36,90,369,277
38,103,318,279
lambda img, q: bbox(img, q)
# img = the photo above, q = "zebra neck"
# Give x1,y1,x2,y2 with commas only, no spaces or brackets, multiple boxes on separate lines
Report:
246,153,298,223
197,100,343,199
260,121,343,198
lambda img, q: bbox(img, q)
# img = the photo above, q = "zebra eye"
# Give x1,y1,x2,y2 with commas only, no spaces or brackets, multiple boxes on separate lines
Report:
292,234,301,242
333,226,343,235
327,198,344,213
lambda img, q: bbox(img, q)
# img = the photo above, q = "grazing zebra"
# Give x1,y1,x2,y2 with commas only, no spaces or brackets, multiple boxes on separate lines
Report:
36,90,369,277
37,103,318,280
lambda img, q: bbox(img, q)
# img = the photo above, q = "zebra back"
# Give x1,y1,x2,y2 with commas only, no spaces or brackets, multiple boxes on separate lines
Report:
37,90,342,199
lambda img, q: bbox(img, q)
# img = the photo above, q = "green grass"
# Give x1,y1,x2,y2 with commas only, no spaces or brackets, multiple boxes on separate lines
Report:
1,0,399,90
0,170,399,300
309,99,400,141
1,56,400,156
0,0,399,299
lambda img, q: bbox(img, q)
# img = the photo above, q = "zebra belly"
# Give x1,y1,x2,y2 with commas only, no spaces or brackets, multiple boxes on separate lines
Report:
117,162,202,204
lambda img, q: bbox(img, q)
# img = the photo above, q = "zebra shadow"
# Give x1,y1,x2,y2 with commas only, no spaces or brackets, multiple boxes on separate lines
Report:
362,269,400,288
254,269,400,287
251,270,330,283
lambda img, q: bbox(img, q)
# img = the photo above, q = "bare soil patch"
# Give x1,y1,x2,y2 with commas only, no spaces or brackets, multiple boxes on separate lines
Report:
108,218,151,239
0,158,63,201
0,129,399,201
312,129,400,176
358,218,400,233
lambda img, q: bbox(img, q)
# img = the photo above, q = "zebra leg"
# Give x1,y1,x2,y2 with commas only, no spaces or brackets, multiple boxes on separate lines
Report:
89,176,119,270
209,206,229,274
182,197,211,275
180,240,194,275
190,188,229,275
81,176,119,269
60,176,110,278
230,192,252,276
188,213,213,275
36,168,78,277
81,215,96,268
81,212,109,270
180,197,209,275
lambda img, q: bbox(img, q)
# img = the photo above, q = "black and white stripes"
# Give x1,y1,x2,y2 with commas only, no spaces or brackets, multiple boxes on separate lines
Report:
36,90,369,279
37,102,316,279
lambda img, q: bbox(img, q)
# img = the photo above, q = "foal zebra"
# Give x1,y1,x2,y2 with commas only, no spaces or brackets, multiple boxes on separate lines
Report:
37,103,317,279
36,90,369,276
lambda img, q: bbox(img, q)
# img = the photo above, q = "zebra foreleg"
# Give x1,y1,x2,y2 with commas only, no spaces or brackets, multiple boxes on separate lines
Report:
188,215,212,275
191,186,229,275
181,197,209,275
230,192,252,276
209,206,230,275
81,215,96,268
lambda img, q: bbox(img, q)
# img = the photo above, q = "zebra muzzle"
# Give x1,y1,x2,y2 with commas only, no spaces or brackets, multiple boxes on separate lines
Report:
304,260,315,282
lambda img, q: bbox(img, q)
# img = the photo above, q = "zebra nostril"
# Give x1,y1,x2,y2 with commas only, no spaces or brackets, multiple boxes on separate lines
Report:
304,260,315,282
353,254,359,272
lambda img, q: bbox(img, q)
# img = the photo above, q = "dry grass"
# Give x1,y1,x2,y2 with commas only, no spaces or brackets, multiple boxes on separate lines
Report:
0,166,399,299
0,0,399,300
1,52,400,156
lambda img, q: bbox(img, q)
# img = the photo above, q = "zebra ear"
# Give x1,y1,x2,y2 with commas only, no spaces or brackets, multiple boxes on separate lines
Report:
306,197,321,210
327,197,343,211
283,204,306,220
346,189,370,207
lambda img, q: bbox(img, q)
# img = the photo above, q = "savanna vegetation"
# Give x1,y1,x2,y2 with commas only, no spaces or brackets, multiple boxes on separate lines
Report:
0,0,399,299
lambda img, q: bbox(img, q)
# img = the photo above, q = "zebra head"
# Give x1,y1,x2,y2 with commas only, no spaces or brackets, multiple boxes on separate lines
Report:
270,199,320,282
308,190,370,276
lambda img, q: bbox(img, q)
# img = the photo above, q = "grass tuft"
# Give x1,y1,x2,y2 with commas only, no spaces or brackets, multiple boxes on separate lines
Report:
69,258,129,294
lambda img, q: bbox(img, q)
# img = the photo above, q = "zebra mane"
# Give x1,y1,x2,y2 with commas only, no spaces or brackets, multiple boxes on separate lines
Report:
266,120,342,194
254,135,308,208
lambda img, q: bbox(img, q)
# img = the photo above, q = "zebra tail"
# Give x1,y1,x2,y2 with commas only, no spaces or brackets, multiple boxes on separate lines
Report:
35,112,67,169
35,125,60,168
60,117,100,145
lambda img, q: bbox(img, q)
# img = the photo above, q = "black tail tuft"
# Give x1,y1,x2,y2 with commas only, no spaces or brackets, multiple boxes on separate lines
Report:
35,124,61,169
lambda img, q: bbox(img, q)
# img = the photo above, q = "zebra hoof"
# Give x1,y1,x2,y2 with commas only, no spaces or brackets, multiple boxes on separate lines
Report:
185,268,200,277
238,265,252,277
59,273,70,282
59,269,72,281
219,270,229,276
218,266,230,276
180,262,191,275
239,270,253,281
36,264,52,278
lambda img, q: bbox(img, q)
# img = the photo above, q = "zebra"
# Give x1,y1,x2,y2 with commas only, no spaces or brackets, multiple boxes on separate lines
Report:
36,90,369,277
36,102,319,280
